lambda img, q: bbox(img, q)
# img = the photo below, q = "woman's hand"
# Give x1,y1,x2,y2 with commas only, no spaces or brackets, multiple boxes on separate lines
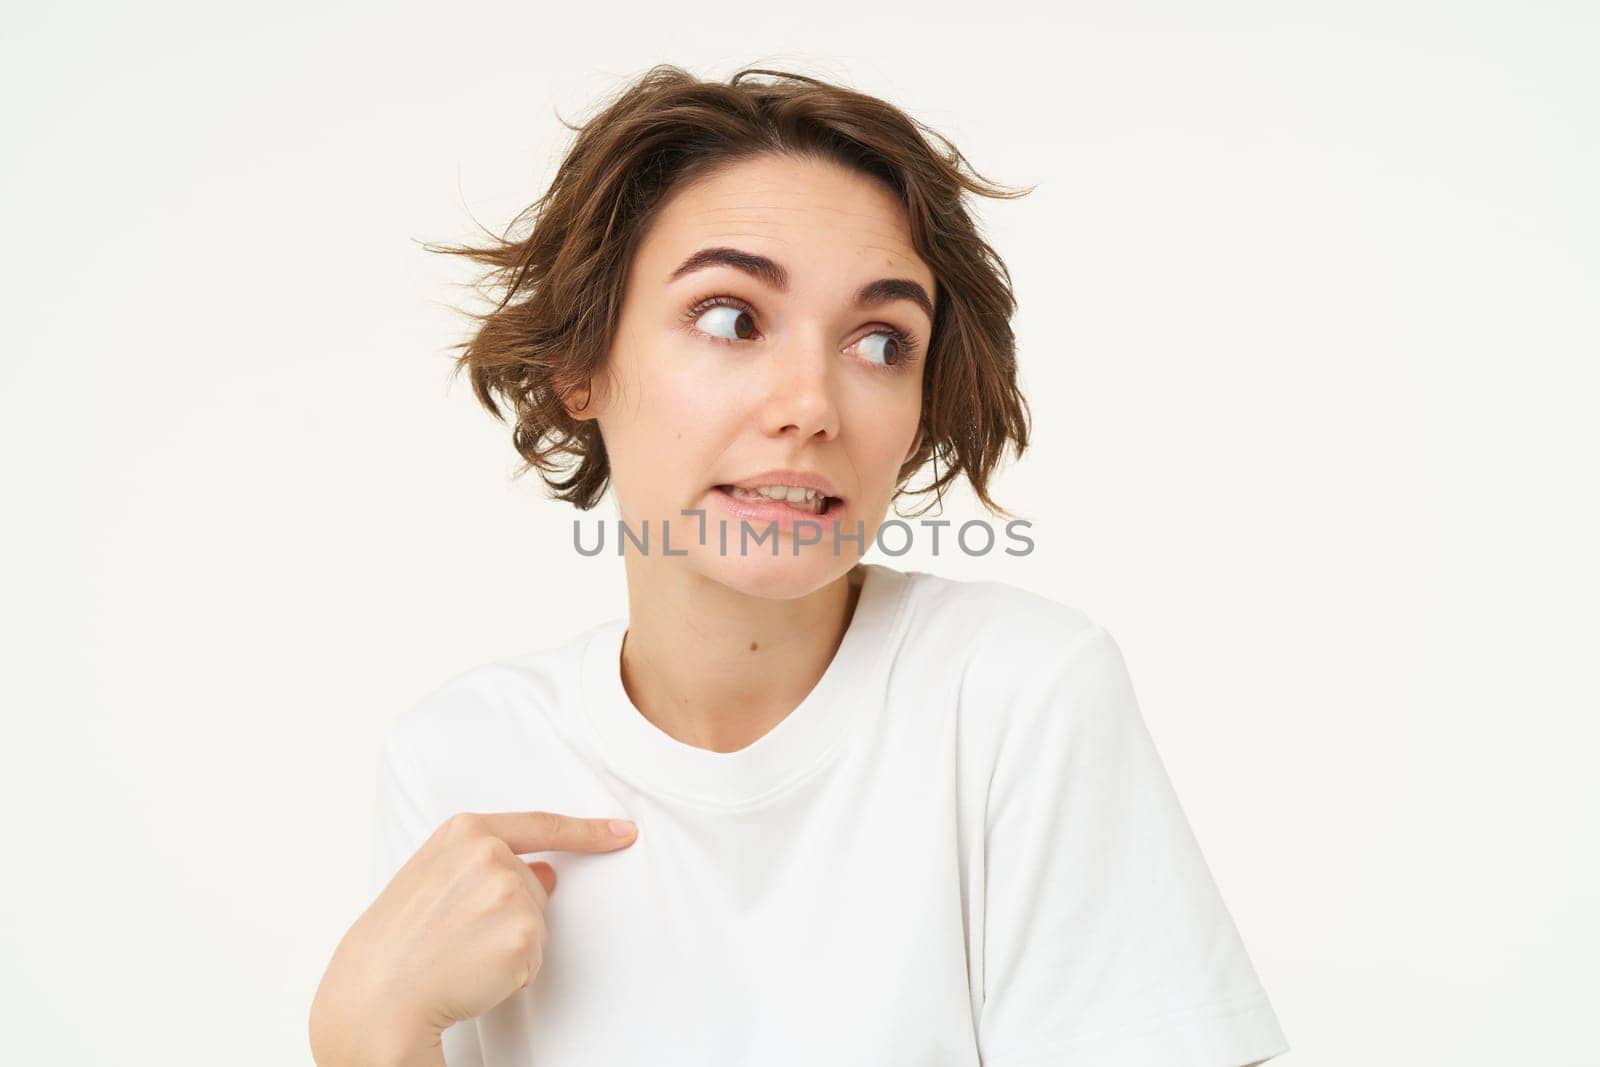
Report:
310,811,639,1066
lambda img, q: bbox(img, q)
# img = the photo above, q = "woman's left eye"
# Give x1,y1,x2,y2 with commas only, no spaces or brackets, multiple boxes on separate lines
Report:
857,329,912,368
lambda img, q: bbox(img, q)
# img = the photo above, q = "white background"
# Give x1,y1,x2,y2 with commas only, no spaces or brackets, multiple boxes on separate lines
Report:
3,2,1595,1064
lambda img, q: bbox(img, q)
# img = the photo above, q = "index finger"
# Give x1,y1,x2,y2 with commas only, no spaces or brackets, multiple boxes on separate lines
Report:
476,810,638,856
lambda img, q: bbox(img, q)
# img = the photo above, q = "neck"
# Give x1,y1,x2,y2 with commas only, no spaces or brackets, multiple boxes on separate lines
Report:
617,560,864,753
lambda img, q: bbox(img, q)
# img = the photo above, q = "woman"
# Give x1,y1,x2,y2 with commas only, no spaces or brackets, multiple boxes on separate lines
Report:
310,64,1290,1067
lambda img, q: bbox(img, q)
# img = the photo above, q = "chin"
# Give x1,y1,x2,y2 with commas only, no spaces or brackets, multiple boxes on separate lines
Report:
692,549,859,601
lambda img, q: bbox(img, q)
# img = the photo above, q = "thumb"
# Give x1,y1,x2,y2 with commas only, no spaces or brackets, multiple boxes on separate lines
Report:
527,860,556,895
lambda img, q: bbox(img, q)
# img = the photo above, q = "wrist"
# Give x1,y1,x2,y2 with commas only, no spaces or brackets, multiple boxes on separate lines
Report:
310,979,443,1067
374,1027,447,1067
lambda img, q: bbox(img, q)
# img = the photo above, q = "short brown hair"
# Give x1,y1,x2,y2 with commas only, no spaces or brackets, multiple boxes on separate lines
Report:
426,63,1033,516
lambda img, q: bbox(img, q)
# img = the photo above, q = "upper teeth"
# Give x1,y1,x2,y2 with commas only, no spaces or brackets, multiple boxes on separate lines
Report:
728,484,827,504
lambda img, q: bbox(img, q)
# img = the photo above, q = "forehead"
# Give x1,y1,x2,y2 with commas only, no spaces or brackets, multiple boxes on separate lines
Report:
635,153,935,295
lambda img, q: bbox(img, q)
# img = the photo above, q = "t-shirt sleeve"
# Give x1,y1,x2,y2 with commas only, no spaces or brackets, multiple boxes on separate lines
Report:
372,725,487,1067
976,623,1289,1067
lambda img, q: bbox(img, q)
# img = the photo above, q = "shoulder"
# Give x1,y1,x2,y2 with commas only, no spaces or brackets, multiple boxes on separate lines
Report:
381,622,603,766
893,566,1114,677
885,567,1137,755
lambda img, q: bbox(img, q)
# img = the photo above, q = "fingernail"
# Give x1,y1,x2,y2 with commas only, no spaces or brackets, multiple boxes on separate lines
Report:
609,819,636,837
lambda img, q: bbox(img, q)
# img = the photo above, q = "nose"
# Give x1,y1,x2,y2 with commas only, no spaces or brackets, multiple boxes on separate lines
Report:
758,336,840,441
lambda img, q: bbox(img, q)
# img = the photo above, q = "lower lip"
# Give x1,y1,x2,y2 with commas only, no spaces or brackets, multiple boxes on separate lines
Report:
709,486,845,528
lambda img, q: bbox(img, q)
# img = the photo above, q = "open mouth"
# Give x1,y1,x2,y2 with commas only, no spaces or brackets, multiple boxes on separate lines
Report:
712,484,844,518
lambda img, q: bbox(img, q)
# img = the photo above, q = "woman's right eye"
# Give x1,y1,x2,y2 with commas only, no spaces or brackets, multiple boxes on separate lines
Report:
694,303,759,342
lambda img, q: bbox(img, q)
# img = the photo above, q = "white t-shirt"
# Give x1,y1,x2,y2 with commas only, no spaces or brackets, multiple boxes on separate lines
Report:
372,562,1290,1066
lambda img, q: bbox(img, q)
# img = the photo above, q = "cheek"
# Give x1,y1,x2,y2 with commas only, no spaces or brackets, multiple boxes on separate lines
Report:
842,382,922,485
642,348,740,417
601,345,743,492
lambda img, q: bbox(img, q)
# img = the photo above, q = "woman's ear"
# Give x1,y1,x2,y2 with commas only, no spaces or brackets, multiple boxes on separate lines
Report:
560,377,597,421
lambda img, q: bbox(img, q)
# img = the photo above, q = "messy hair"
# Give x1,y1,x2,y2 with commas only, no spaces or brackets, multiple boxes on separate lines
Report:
425,63,1033,516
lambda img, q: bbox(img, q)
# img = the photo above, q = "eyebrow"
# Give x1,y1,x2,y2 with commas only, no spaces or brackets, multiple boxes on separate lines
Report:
667,246,936,324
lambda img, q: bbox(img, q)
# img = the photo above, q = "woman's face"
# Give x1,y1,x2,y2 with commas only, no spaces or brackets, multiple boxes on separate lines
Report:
579,152,935,599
